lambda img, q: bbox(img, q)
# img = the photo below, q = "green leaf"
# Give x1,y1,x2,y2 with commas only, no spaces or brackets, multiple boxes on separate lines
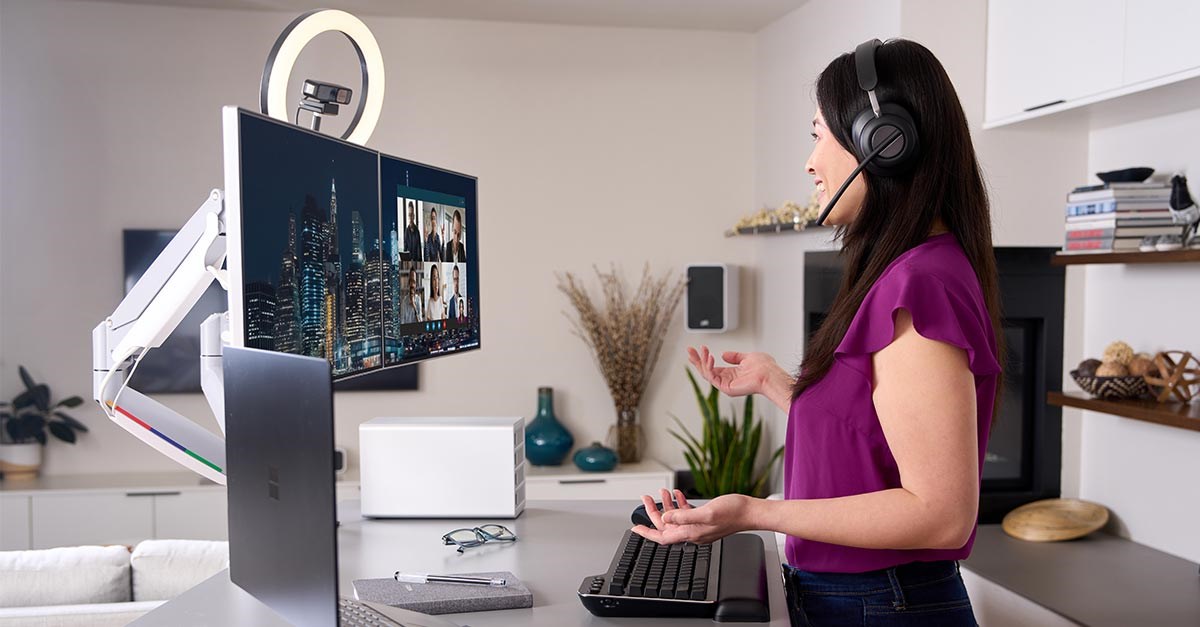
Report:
54,412,88,433
56,396,84,409
32,385,50,412
33,430,46,445
668,414,703,455
12,390,34,410
48,421,76,444
18,366,37,393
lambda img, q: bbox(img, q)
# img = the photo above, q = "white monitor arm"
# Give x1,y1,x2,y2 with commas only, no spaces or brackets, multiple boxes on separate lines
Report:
92,189,230,484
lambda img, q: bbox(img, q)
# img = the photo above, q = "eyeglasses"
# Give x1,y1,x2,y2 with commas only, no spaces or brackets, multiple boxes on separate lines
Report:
441,524,517,553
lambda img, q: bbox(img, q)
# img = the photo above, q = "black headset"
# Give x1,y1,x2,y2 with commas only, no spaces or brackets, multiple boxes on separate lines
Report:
850,38,920,177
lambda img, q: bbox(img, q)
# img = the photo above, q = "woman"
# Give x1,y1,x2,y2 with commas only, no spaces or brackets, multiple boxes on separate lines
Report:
633,39,1003,626
426,263,445,321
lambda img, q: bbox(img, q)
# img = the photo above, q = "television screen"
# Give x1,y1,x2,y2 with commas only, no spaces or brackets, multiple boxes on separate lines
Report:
122,230,226,394
225,108,479,383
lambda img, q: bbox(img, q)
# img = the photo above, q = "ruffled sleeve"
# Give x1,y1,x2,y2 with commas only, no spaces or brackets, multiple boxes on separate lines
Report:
834,267,1002,378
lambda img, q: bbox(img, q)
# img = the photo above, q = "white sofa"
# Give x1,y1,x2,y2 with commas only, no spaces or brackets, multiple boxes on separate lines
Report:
0,540,228,627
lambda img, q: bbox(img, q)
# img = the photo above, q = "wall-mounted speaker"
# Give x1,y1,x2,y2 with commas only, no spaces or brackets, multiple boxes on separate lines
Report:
686,264,738,333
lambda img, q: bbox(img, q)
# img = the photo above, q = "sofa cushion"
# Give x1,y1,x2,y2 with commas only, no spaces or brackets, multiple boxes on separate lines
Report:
0,545,131,607
130,540,228,602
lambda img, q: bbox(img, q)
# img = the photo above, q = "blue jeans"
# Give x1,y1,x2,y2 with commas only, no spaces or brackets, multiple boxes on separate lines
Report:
782,560,977,626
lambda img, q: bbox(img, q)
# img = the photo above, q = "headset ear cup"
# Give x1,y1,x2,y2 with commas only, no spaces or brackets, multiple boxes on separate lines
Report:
850,103,919,177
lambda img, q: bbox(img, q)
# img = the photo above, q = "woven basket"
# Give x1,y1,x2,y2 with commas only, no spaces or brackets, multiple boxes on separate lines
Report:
1070,369,1149,400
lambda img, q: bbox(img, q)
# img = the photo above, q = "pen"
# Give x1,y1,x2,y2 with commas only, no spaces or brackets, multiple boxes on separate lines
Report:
395,572,506,587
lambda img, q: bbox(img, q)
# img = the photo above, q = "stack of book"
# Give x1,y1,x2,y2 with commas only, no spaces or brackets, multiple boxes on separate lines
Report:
1062,182,1179,254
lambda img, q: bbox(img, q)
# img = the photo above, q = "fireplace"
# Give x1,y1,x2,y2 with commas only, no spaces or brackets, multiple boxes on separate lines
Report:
803,247,1064,523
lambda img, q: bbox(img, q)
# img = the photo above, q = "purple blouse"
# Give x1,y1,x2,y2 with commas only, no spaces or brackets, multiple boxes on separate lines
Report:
783,232,1001,573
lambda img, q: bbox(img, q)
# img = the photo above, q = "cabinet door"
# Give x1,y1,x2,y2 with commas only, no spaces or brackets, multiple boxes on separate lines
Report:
1,495,31,550
525,474,672,500
31,493,153,548
154,490,228,540
1124,0,1200,85
986,0,1125,122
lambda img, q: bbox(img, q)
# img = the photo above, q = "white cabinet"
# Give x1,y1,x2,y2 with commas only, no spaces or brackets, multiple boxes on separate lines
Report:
0,495,31,550
31,492,154,549
524,460,673,500
985,0,1126,124
1123,0,1200,85
154,490,228,540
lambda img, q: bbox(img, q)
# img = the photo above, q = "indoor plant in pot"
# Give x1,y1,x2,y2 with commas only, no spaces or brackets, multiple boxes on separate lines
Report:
669,368,784,498
0,366,88,478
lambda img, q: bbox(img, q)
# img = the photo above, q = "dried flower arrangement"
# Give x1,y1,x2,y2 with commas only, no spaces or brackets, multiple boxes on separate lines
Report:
557,264,685,462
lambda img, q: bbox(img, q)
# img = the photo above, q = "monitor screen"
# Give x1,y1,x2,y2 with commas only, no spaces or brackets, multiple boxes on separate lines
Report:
224,108,480,381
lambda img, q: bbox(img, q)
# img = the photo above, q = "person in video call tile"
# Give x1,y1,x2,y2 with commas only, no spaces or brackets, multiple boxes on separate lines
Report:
444,209,467,263
401,267,423,324
424,206,443,262
630,39,1003,627
403,200,422,262
426,263,446,320
447,264,467,322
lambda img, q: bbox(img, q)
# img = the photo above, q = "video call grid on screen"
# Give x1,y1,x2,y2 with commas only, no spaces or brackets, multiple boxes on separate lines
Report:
227,108,480,381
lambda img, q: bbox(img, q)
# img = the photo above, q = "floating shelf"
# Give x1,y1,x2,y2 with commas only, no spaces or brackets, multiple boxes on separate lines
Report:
723,221,824,237
1050,249,1200,266
1047,391,1200,432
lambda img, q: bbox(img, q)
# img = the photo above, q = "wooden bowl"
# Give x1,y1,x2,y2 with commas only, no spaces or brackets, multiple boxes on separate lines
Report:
1001,498,1110,542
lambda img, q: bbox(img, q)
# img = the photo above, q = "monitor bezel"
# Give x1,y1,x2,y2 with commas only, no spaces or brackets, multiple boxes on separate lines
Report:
221,106,481,381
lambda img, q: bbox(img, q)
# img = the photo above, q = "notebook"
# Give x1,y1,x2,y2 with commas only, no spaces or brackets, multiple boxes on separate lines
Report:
353,571,532,615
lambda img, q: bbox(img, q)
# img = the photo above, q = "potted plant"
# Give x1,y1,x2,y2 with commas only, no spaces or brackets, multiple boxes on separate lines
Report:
0,366,88,479
669,368,784,498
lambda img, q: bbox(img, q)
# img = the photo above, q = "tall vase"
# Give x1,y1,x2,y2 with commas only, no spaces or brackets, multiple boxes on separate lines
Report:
606,406,644,463
524,387,573,466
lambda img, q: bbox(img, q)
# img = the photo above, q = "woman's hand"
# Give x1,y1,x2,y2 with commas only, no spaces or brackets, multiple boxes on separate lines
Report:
631,490,756,545
687,346,794,411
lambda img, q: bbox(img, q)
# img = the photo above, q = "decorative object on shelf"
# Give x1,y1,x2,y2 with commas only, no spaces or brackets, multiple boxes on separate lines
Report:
572,441,617,472
1168,173,1199,247
1143,351,1200,403
557,264,685,464
725,189,823,237
604,407,644,465
1071,369,1150,400
0,367,88,479
1001,498,1110,542
1071,341,1160,400
524,387,573,466
1095,166,1154,184
667,369,784,498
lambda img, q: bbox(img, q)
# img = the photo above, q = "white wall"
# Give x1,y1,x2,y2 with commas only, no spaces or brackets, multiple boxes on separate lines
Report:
1075,109,1200,563
0,0,755,476
749,0,901,489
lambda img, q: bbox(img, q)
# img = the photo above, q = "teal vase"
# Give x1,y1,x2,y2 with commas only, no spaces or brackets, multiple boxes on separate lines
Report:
573,441,617,472
525,387,573,466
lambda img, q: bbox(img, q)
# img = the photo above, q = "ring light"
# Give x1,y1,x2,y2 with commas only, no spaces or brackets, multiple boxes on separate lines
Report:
260,9,385,146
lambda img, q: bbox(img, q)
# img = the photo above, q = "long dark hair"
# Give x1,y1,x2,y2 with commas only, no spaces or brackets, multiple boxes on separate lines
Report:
792,39,1005,429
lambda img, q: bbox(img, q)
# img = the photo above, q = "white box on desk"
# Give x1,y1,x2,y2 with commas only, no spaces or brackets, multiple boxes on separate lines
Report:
359,417,526,518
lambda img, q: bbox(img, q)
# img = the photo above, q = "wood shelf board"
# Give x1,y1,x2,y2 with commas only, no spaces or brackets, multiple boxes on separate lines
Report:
724,221,826,237
1047,391,1200,432
1050,249,1200,265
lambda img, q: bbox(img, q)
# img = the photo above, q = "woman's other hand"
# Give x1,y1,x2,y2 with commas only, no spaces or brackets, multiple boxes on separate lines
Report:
686,346,793,411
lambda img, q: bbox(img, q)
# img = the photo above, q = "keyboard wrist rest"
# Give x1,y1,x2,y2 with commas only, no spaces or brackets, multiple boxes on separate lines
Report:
713,533,770,623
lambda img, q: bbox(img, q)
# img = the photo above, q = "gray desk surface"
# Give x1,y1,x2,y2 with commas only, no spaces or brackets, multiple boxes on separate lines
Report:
134,499,790,626
963,524,1200,627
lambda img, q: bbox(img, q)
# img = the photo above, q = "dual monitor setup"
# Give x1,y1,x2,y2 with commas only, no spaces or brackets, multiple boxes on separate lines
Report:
228,108,481,379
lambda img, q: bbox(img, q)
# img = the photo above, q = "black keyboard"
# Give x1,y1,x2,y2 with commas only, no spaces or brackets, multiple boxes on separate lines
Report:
577,529,770,622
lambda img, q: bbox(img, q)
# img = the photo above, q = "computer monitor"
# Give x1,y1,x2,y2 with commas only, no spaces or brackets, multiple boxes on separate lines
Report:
222,108,481,381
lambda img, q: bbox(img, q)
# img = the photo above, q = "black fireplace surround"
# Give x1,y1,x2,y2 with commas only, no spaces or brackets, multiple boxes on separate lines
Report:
803,247,1064,524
